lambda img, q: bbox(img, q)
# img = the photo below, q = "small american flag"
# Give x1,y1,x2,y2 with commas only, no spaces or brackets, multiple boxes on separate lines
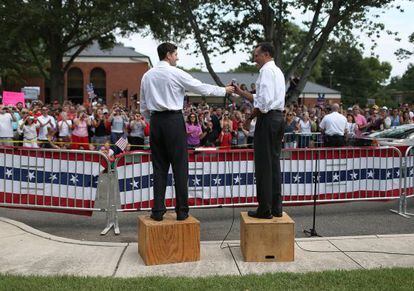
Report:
115,137,128,151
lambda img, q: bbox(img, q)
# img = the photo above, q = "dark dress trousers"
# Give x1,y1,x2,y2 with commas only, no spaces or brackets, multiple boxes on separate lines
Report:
150,111,188,216
254,110,285,215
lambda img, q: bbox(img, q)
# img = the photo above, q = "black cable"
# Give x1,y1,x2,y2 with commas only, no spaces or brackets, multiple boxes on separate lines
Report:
219,205,237,249
295,241,414,256
220,159,240,250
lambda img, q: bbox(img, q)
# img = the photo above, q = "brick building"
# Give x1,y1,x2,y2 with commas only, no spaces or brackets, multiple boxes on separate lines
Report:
20,41,151,107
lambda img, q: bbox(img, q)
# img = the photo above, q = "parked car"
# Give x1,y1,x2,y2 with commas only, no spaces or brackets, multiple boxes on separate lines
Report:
358,124,414,146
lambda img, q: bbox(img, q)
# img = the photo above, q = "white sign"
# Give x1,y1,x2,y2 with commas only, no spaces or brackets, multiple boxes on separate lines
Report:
21,87,40,100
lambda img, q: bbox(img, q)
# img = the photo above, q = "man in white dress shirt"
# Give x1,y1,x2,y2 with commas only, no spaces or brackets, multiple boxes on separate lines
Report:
140,42,234,221
319,103,347,147
235,42,285,219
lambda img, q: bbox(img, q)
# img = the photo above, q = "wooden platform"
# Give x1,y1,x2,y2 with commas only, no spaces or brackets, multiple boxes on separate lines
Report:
240,211,295,262
138,212,200,265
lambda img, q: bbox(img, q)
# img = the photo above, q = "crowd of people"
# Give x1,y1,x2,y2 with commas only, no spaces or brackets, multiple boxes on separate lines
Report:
0,97,412,157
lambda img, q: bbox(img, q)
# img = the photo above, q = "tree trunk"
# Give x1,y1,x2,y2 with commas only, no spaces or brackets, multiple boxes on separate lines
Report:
183,0,224,87
286,22,337,104
49,50,65,104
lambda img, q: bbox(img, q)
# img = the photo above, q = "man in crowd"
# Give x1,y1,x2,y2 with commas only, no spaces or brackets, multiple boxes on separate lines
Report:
0,105,17,146
319,103,347,147
37,106,56,148
140,42,234,221
234,42,285,219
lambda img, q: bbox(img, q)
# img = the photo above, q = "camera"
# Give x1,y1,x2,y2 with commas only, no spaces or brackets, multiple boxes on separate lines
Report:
231,79,237,87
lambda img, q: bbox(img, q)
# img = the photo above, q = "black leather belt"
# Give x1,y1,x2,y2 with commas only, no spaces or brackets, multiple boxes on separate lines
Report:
151,110,182,115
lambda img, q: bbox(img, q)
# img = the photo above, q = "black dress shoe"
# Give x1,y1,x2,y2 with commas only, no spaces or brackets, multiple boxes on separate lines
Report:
176,212,189,221
247,210,273,219
150,211,165,221
272,211,283,218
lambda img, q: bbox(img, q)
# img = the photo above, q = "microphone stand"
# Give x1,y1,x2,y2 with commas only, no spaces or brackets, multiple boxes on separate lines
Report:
304,149,321,237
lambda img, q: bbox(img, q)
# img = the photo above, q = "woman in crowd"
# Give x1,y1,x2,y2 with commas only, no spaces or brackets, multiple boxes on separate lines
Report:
71,109,91,150
57,112,73,148
92,109,109,149
346,114,357,146
283,110,298,149
109,106,128,146
218,124,232,148
235,121,249,148
220,110,233,133
186,113,203,148
128,112,146,150
297,112,312,148
19,115,39,148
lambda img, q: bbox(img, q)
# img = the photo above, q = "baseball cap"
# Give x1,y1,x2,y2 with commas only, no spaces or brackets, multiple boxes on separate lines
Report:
381,106,388,111
103,108,109,114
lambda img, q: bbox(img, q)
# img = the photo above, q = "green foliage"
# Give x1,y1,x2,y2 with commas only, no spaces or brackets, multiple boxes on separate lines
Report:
395,32,414,60
0,0,155,101
228,62,258,73
315,40,392,107
388,63,414,91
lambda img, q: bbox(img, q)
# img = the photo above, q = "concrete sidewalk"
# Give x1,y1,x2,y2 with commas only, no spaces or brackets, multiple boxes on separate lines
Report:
1,216,414,277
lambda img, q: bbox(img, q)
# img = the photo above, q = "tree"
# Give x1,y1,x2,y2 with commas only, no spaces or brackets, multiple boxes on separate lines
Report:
315,40,391,106
228,62,258,73
0,0,156,103
155,0,401,103
395,32,414,60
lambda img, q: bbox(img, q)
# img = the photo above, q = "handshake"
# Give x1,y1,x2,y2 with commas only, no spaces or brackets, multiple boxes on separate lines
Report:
224,79,245,97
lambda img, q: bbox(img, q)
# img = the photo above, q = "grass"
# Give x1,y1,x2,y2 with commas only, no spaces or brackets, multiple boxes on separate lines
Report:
1,268,414,290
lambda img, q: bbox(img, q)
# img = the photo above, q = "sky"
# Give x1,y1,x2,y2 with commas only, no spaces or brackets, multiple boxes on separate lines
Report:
118,1,414,78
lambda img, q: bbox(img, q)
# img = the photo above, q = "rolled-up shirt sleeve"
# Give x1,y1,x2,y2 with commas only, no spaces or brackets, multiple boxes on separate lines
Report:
139,76,151,120
177,69,226,97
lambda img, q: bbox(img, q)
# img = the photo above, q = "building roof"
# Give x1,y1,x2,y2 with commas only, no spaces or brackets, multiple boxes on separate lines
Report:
189,72,340,95
66,41,150,59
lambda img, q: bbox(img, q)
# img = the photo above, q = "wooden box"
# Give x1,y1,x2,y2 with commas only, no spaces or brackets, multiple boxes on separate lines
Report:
138,213,200,265
240,212,295,262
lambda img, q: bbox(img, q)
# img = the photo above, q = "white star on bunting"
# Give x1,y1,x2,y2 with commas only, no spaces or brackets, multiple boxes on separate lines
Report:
233,175,241,184
367,170,374,179
192,176,201,186
130,179,139,189
213,176,221,185
349,171,358,180
27,171,35,182
332,172,340,182
293,174,302,183
49,174,57,182
5,168,13,178
70,174,79,185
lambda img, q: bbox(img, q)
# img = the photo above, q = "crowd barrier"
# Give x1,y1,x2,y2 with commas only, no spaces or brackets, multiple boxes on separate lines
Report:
1,144,412,235
391,146,414,218
114,146,402,213
283,132,323,148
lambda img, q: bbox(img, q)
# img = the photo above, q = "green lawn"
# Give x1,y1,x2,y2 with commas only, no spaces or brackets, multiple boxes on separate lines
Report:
1,268,413,290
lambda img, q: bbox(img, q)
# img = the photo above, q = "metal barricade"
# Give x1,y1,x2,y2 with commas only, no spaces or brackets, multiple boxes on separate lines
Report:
390,146,414,218
283,132,323,148
113,146,402,213
0,146,113,233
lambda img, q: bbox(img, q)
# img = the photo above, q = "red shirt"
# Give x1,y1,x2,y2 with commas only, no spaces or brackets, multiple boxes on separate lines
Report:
220,132,232,148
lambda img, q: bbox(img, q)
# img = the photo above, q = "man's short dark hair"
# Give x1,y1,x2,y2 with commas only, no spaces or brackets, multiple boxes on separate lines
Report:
256,42,275,57
157,42,177,60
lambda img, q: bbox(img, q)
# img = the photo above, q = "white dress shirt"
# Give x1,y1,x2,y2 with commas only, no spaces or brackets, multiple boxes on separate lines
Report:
319,112,347,136
254,60,285,113
140,61,226,117
37,115,56,140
